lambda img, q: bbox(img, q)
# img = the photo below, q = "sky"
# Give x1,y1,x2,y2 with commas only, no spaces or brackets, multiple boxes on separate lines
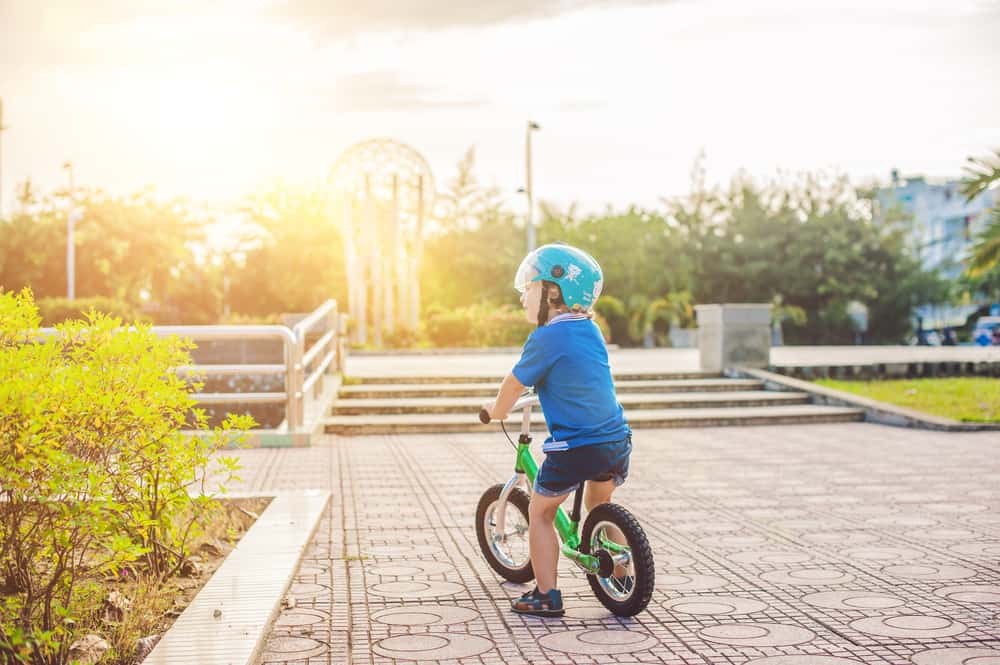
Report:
1,0,998,215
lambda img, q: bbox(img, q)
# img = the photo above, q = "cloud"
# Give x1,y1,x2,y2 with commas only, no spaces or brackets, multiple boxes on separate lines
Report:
0,0,214,67
266,0,674,36
326,71,488,111
557,100,608,112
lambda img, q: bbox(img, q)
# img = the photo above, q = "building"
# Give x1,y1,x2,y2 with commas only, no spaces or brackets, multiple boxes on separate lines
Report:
875,169,996,330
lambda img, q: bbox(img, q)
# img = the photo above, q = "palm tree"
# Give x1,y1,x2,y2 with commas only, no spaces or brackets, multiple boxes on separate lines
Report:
961,150,1000,277
664,290,696,330
627,294,671,348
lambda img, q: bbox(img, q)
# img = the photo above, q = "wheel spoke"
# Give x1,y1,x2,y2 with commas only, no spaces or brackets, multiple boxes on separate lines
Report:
589,519,636,602
486,501,529,569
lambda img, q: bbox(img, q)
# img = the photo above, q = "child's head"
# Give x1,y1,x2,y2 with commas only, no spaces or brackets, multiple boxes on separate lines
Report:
520,280,568,326
515,243,603,326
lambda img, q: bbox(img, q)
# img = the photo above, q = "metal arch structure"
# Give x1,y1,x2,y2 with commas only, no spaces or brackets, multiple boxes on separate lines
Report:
331,138,435,225
331,138,435,347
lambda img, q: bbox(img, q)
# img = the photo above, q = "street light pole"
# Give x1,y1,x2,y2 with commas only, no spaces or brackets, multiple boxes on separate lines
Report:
64,161,77,300
525,120,540,253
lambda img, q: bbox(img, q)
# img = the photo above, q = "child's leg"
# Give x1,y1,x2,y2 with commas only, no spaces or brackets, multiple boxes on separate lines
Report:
583,477,616,510
527,492,566,593
584,478,629,577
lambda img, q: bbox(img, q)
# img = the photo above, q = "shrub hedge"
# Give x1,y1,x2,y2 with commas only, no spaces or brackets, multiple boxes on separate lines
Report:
0,289,250,664
425,305,535,347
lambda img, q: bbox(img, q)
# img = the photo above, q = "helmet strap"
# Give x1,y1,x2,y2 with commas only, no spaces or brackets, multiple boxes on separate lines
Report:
538,282,566,327
537,288,549,328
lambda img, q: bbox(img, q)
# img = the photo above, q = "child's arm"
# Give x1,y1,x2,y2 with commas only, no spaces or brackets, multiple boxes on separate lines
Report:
482,372,526,421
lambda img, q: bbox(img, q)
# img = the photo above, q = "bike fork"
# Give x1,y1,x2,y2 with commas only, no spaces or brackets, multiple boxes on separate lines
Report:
495,474,604,576
494,471,528,542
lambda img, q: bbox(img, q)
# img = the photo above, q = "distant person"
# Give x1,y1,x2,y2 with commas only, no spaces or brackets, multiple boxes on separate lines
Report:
993,326,1000,346
942,328,957,346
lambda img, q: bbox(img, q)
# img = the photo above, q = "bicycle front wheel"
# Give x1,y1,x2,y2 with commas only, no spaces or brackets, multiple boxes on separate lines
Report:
475,483,534,583
581,502,655,616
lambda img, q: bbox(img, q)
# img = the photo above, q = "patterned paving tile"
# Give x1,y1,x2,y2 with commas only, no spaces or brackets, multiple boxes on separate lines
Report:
218,422,1000,664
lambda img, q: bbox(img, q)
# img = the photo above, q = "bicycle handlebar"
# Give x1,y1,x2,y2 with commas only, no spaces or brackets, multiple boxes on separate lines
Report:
478,393,538,424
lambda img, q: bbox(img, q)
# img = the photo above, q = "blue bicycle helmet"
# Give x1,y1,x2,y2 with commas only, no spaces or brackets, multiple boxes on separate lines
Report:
514,243,603,311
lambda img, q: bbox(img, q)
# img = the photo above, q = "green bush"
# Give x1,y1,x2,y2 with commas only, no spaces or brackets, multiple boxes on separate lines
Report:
425,305,534,347
593,296,626,343
383,326,425,349
425,310,471,346
36,296,147,327
0,289,249,664
220,311,282,325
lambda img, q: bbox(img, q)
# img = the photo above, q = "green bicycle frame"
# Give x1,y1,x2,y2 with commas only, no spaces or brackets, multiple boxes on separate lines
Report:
492,394,631,576
512,437,603,574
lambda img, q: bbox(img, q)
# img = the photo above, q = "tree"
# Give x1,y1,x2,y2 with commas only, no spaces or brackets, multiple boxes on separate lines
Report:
433,146,505,233
661,171,948,344
626,295,671,347
0,188,199,312
961,150,1000,278
538,206,690,304
227,183,347,317
0,207,64,297
421,149,524,311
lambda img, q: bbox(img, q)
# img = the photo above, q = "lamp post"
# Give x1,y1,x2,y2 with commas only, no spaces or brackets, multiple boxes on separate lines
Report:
64,161,78,300
525,120,540,253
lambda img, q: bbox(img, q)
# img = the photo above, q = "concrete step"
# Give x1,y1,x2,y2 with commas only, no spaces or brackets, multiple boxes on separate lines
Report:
345,370,722,385
323,404,864,435
332,390,810,415
339,378,765,399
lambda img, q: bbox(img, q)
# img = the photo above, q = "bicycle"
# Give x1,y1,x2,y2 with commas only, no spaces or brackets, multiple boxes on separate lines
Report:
476,393,655,616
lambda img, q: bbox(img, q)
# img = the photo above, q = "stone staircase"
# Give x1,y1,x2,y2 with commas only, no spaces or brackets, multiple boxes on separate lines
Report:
323,371,863,435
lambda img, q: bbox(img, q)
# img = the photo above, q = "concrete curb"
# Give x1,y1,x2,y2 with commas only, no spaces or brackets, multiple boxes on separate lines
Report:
343,371,719,384
323,404,863,435
144,490,330,665
732,366,1000,432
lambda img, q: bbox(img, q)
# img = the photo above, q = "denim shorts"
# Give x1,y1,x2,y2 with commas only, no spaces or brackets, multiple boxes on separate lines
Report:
534,436,632,498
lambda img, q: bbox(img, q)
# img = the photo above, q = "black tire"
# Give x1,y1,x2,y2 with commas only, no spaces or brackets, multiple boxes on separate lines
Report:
475,483,534,583
581,502,655,616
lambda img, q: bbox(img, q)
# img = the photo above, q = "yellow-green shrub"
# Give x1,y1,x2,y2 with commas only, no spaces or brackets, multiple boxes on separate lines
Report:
0,289,249,664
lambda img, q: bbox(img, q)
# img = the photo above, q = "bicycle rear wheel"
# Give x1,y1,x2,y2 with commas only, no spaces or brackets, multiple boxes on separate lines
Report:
476,484,534,583
580,502,654,616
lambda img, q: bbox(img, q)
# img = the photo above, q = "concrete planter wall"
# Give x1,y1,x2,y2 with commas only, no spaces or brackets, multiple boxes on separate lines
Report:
668,327,698,349
696,304,772,372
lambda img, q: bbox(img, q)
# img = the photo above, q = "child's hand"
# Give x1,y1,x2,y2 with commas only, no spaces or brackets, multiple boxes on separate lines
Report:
480,400,496,419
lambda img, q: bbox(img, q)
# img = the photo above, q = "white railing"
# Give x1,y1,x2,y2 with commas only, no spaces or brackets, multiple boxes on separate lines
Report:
38,300,344,435
155,324,303,429
291,299,341,428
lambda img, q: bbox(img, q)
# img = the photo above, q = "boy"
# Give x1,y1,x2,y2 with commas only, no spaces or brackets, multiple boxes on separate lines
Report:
481,243,631,617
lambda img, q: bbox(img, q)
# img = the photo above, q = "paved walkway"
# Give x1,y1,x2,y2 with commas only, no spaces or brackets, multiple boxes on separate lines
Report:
220,422,1000,664
345,346,1000,377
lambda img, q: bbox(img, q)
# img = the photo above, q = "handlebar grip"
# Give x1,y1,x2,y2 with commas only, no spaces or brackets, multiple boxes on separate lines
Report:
479,408,491,424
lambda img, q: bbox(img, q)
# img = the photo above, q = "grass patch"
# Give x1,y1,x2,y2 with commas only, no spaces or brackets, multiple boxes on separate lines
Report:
815,377,1000,422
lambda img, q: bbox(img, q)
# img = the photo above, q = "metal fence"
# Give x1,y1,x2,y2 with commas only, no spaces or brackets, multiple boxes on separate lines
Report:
291,299,342,429
40,299,343,436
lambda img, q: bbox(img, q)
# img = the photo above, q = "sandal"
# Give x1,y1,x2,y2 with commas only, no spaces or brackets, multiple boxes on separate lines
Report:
511,587,564,617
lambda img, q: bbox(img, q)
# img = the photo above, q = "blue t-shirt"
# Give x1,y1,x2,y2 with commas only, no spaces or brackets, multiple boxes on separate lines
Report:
511,314,630,452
